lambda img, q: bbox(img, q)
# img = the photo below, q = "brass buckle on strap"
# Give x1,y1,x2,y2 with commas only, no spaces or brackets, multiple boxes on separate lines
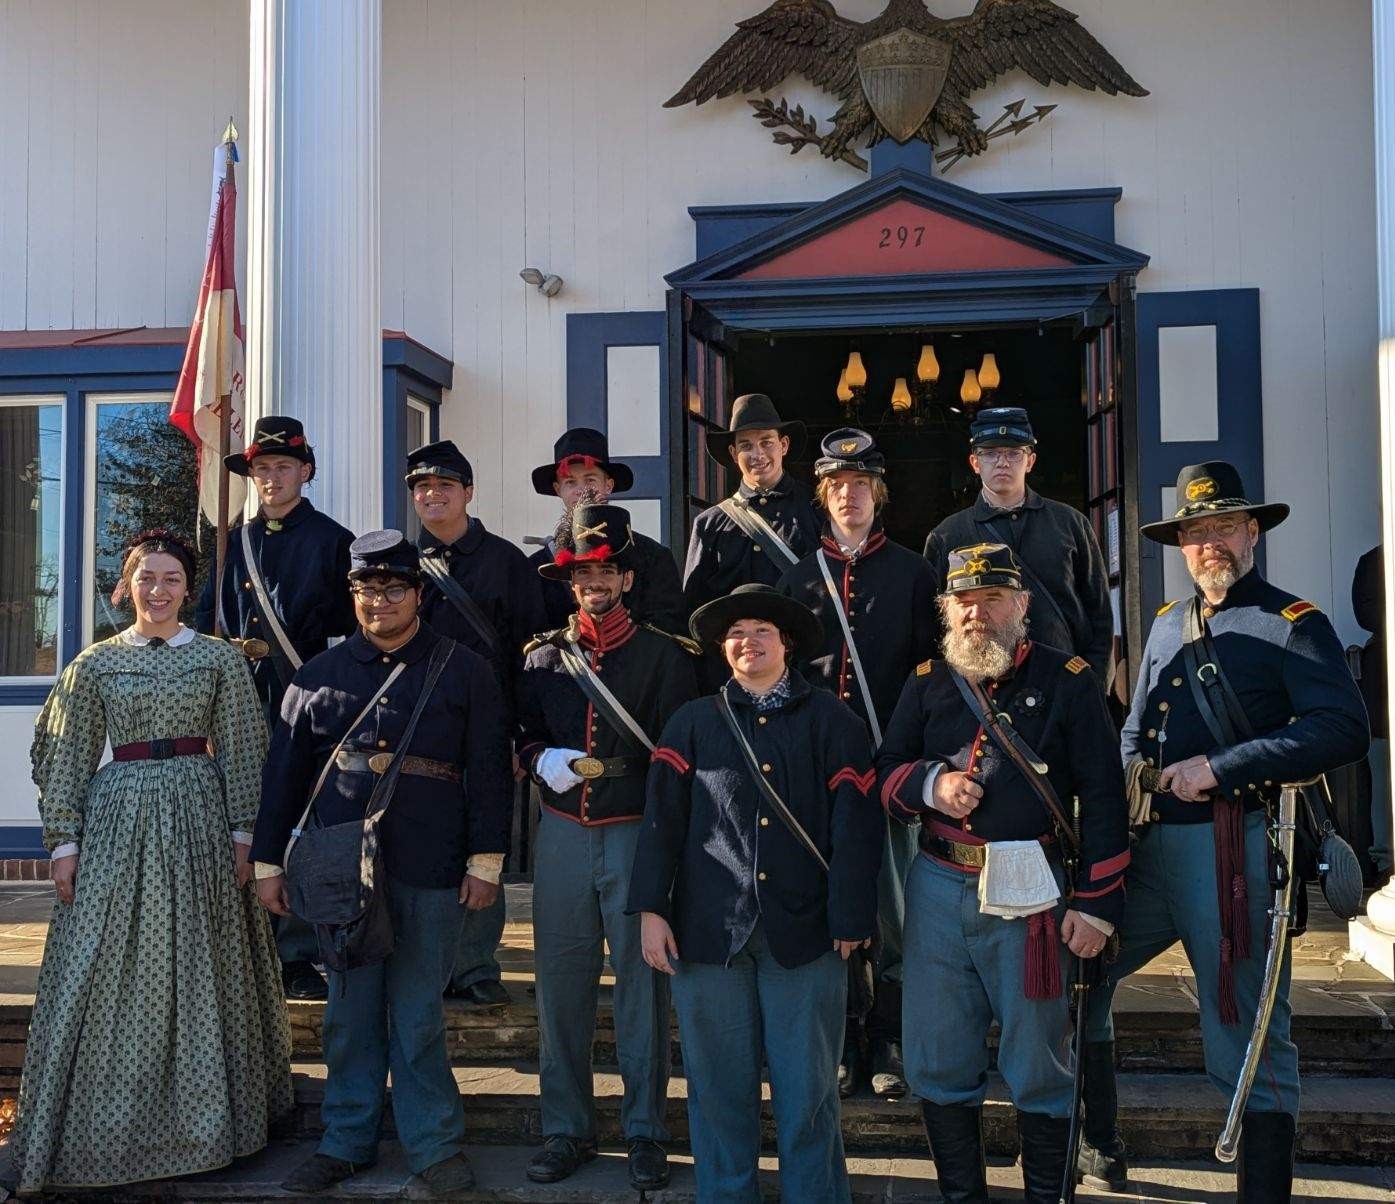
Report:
945,841,987,869
367,752,393,774
571,756,606,780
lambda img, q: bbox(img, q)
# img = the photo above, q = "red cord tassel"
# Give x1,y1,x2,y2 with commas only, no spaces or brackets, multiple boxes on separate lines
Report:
1218,937,1239,1026
1230,874,1250,963
1213,795,1250,1025
1024,910,1062,1000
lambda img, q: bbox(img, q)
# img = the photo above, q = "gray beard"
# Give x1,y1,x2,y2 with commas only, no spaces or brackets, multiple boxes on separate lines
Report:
941,612,1028,683
1190,545,1253,595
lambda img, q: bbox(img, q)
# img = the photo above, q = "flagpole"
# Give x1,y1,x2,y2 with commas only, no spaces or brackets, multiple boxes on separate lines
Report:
213,120,237,637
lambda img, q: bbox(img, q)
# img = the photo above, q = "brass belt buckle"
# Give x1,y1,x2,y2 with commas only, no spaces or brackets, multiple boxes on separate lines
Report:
571,756,606,779
958,843,987,868
237,637,271,661
367,752,393,774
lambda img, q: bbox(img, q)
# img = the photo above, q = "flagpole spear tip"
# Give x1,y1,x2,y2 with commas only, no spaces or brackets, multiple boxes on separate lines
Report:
222,119,239,145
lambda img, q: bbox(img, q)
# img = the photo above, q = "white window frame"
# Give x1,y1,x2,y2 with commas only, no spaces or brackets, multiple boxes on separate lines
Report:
406,394,434,445
0,393,66,685
82,392,175,645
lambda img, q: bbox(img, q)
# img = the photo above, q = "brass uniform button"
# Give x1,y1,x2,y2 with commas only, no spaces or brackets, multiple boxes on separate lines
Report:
1146,729,1156,739
243,581,252,590
757,871,767,881
1145,757,1154,766
1203,606,1215,618
757,716,767,725
1158,701,1170,713
381,655,391,664
250,616,259,624
760,817,769,827
761,763,772,773
759,498,768,506
377,739,388,749
964,822,973,832
1171,677,1183,688
379,696,389,705
752,544,762,553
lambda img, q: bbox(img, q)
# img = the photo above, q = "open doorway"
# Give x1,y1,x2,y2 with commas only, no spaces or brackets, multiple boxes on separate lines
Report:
727,323,1088,556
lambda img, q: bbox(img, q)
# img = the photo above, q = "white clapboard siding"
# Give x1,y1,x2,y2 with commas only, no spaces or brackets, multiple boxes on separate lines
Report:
0,0,1380,641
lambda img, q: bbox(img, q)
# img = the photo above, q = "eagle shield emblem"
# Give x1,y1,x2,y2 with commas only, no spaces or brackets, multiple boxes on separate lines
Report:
855,28,950,144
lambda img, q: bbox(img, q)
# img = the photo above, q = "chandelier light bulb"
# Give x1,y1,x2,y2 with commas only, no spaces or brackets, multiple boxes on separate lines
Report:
836,369,854,403
891,377,912,411
978,352,1001,391
845,351,868,390
961,368,982,404
917,343,940,383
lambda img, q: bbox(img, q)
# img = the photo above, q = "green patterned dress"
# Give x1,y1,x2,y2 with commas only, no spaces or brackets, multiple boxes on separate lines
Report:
12,629,294,1191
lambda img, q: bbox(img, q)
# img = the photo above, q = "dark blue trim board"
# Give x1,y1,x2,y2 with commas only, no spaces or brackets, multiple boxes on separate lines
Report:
565,312,671,540
0,827,46,860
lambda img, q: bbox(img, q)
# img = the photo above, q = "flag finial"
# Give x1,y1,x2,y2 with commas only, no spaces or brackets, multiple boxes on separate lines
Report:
222,118,238,146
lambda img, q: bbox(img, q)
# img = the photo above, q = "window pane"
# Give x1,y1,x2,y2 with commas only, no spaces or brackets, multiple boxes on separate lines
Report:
404,400,431,541
91,400,210,643
0,401,62,676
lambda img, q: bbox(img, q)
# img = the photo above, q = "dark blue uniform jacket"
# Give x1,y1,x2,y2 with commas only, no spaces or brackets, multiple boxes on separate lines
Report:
528,531,687,634
627,670,883,969
1124,568,1369,824
876,641,1129,927
516,615,701,824
252,622,512,889
924,489,1113,685
777,526,938,736
682,475,821,614
416,517,548,718
194,499,356,712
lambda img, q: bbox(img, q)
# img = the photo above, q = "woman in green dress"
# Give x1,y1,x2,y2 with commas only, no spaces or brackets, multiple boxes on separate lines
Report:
11,529,293,1192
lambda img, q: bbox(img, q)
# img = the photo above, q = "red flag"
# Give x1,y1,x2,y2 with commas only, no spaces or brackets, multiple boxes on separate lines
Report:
170,141,247,525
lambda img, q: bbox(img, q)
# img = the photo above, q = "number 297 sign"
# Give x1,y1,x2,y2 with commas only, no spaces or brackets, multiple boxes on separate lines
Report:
878,224,926,250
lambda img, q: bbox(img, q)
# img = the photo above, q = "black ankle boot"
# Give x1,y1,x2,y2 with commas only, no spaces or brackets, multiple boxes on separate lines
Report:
920,1102,988,1204
1017,1111,1070,1204
1237,1110,1296,1204
1077,1039,1127,1191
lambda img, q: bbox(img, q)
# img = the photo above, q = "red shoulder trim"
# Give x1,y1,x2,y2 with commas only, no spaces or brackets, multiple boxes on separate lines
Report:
651,746,691,775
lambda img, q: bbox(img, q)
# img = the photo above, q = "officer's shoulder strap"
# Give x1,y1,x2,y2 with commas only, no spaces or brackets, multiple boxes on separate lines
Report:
1064,655,1089,675
1280,599,1321,623
523,615,581,657
915,657,935,677
639,621,703,657
1156,598,1182,617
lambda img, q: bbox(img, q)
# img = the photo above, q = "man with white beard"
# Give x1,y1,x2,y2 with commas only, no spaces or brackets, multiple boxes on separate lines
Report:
1077,461,1368,1203
876,543,1128,1204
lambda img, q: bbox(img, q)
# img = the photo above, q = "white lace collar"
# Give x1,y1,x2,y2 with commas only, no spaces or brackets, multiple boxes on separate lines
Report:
120,624,196,647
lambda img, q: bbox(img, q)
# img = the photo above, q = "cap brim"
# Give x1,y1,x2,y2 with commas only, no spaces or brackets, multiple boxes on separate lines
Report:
706,421,807,466
530,460,636,496
689,592,823,656
1140,501,1290,545
224,453,252,476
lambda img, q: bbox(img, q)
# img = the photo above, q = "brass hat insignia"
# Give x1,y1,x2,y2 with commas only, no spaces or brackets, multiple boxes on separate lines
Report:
575,521,608,541
1186,477,1218,502
964,558,989,575
840,440,859,453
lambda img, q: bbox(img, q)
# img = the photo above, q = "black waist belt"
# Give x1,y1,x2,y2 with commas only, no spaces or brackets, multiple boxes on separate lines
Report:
917,827,1058,870
570,755,649,780
335,750,463,784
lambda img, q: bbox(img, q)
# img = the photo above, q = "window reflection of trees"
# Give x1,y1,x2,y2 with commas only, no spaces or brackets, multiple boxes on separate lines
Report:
92,403,209,643
0,404,61,677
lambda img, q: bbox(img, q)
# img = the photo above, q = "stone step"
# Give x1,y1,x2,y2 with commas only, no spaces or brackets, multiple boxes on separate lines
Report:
280,1061,1395,1166
64,1138,1395,1202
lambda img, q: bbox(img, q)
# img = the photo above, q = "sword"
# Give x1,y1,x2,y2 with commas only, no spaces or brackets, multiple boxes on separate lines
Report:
1059,793,1094,1204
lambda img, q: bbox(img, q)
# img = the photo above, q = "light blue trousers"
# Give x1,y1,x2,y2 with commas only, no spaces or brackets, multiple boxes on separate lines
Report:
902,853,1074,1117
670,923,850,1204
319,879,467,1172
1085,810,1299,1118
533,810,669,1142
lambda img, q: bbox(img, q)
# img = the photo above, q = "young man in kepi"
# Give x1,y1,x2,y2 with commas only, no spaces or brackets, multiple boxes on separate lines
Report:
515,503,701,1192
924,407,1113,686
528,427,686,632
196,413,356,1002
1078,463,1368,1202
876,543,1129,1204
406,438,549,1006
681,393,821,616
777,427,937,1100
252,530,511,1198
628,583,883,1204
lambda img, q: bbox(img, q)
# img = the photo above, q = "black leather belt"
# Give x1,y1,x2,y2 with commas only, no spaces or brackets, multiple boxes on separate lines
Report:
918,827,1058,870
336,750,462,784
570,755,649,780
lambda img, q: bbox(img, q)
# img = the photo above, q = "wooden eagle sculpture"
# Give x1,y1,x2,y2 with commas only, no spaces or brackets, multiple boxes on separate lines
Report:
665,0,1147,160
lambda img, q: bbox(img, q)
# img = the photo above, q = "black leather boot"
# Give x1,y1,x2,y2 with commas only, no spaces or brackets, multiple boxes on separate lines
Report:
1017,1111,1070,1204
920,1102,989,1204
1077,1039,1128,1191
838,1020,865,1098
1237,1110,1296,1204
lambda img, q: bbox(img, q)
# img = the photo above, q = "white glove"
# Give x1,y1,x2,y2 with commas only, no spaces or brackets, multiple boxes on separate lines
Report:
536,747,587,794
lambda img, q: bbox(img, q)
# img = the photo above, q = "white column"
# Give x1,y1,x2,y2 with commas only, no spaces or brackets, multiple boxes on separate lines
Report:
245,0,382,536
1351,0,1395,979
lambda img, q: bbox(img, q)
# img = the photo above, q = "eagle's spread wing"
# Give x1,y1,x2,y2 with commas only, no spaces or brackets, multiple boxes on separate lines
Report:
665,0,863,108
942,0,1147,99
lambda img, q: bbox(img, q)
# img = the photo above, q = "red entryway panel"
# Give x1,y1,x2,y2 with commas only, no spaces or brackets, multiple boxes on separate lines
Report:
736,198,1070,279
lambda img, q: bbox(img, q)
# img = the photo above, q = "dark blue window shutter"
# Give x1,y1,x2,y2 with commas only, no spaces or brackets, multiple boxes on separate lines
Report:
565,312,671,545
1135,288,1263,619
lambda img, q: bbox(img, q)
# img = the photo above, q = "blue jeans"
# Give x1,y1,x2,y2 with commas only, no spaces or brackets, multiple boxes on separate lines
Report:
533,810,669,1141
902,853,1073,1116
1085,811,1299,1117
670,923,849,1204
319,878,467,1172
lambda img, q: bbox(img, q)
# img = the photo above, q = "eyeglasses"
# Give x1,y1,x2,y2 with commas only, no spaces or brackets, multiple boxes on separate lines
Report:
1178,519,1244,543
974,447,1029,463
351,584,411,605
